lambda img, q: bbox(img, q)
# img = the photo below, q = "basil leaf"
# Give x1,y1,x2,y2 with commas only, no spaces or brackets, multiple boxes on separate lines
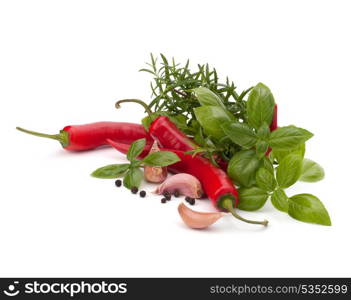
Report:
246,83,275,130
193,87,225,108
237,187,269,211
127,138,146,161
123,168,143,189
91,164,130,179
272,143,305,163
276,154,303,188
299,159,325,182
288,194,331,226
256,167,276,192
194,106,235,140
271,188,289,212
269,126,313,150
256,140,269,158
227,149,261,187
257,123,270,141
262,156,274,175
221,122,257,148
142,151,180,166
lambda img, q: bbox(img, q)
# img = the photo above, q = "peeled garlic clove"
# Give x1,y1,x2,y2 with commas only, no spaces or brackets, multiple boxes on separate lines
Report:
154,173,203,198
144,141,168,183
178,203,225,229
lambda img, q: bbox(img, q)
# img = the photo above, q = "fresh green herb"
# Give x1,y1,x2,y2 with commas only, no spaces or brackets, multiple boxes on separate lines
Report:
140,53,250,124
288,194,331,226
246,83,275,130
276,154,303,188
221,122,257,149
141,151,180,166
227,149,261,187
91,164,130,179
299,159,325,182
256,167,276,192
91,138,180,189
272,143,305,163
237,187,269,211
271,188,289,212
194,105,235,140
123,168,144,189
269,126,313,150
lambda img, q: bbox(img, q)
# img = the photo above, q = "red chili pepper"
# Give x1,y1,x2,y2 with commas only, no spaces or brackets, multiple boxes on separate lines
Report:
107,139,268,226
115,99,196,151
16,122,153,151
266,104,278,156
270,104,278,131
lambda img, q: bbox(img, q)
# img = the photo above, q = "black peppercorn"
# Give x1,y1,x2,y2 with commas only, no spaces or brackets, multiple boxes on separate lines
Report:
115,179,122,187
131,187,138,194
173,190,180,197
163,191,171,198
139,190,146,198
189,198,196,205
161,198,167,203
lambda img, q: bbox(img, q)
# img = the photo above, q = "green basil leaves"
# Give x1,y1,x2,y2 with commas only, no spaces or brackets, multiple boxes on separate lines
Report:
276,154,303,188
288,194,331,226
271,188,289,212
91,164,130,179
269,126,313,150
141,151,180,166
221,122,257,149
227,150,261,187
91,138,179,189
237,187,269,211
246,83,275,130
127,138,146,161
299,159,325,182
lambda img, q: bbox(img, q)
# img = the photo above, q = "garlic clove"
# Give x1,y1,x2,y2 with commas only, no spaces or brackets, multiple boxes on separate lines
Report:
144,141,167,183
154,173,203,198
178,203,225,229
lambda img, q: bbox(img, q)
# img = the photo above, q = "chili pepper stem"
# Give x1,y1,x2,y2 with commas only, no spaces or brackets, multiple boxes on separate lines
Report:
115,99,153,118
16,127,69,147
220,197,268,226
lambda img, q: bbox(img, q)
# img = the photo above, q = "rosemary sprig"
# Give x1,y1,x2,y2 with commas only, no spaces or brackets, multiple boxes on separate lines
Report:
140,53,251,124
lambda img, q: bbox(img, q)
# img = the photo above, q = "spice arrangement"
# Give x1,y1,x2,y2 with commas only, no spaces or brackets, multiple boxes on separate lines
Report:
17,54,330,229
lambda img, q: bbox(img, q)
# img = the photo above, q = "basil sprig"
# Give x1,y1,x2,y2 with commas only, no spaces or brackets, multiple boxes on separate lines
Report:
91,138,180,189
215,82,330,226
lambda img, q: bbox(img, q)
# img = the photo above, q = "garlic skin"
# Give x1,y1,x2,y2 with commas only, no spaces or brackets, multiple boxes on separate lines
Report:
154,173,203,198
178,203,225,229
144,141,167,183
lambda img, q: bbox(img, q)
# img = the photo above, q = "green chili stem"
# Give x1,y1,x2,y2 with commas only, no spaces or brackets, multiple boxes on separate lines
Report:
220,197,268,226
16,127,69,147
115,99,153,117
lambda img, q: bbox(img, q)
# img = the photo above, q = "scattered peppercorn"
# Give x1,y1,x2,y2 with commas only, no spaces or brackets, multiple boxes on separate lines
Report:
173,190,180,197
163,191,171,198
185,196,195,205
164,193,171,200
161,198,167,203
115,179,122,187
131,187,138,194
139,190,146,198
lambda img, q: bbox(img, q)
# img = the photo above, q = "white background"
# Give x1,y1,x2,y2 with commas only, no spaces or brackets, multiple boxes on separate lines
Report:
0,0,350,277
